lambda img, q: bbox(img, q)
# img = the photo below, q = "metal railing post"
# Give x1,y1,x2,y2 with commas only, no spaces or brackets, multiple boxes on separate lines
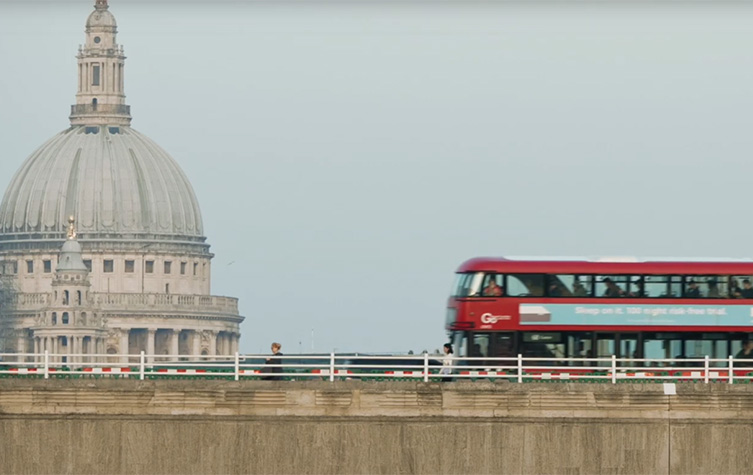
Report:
423,353,429,383
704,355,709,384
234,352,240,381
517,354,523,383
729,355,734,385
139,350,145,381
44,350,49,379
611,355,617,384
329,352,335,382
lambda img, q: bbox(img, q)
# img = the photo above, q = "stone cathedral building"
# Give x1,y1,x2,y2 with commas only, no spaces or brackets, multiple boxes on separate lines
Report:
0,0,243,359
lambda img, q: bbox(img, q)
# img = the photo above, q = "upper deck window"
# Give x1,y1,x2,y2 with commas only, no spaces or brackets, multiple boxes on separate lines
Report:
507,274,544,297
452,273,482,297
595,276,629,298
481,274,504,296
547,275,594,297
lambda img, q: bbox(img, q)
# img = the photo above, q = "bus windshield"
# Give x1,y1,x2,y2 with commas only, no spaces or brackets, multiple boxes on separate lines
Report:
452,273,482,297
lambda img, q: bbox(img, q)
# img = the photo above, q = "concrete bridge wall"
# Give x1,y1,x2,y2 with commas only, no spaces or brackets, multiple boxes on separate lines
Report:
0,380,751,474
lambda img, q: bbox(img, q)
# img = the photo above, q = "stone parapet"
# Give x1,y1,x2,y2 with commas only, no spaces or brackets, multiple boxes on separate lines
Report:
1,381,752,474
0,380,752,419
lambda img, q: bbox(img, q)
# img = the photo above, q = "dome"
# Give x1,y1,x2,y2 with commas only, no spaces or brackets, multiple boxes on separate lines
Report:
57,240,88,272
86,4,116,30
0,125,205,244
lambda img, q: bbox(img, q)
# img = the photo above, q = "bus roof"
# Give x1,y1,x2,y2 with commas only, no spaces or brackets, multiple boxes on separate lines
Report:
456,257,753,275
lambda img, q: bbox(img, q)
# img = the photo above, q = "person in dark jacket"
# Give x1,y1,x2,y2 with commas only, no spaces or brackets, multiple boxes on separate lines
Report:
262,342,284,380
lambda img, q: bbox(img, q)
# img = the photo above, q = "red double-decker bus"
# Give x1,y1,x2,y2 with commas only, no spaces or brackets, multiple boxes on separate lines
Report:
446,257,753,364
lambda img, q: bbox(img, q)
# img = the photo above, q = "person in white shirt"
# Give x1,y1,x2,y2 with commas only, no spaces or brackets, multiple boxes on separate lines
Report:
440,343,454,381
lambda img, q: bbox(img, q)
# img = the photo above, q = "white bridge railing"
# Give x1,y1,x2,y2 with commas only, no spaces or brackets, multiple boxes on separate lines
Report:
1,352,752,383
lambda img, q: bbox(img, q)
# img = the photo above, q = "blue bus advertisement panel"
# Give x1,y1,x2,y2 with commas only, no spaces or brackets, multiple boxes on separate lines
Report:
519,304,753,327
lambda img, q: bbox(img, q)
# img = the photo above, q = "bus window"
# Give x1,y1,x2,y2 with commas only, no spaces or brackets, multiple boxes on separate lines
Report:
548,275,593,297
521,332,563,365
642,276,669,298
471,333,489,358
595,334,616,366
730,276,753,299
704,277,726,298
685,335,727,367
568,333,593,364
481,273,505,297
490,333,515,360
452,273,483,297
450,331,468,359
595,276,628,298
644,333,683,365
507,274,544,297
683,276,727,299
669,276,682,298
619,333,639,360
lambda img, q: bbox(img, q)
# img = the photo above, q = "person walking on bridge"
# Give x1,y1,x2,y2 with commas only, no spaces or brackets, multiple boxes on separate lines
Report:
440,343,454,382
262,342,284,381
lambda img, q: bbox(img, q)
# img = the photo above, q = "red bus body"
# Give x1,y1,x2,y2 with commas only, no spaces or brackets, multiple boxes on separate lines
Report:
446,257,753,361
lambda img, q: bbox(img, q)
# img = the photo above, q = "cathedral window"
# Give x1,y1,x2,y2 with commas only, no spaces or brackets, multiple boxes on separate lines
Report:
83,260,92,271
125,260,135,273
92,65,100,86
52,312,57,325
6,261,17,274
63,290,69,305
62,313,69,325
180,262,186,275
164,261,172,274
77,291,82,305
26,260,33,273
193,262,198,276
103,259,114,273
145,260,154,273
43,260,52,273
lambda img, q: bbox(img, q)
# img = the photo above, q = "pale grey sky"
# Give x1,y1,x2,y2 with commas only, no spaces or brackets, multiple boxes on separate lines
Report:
1,1,752,354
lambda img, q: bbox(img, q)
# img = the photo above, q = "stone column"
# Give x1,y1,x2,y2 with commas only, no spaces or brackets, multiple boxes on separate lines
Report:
209,331,217,357
216,333,224,355
53,337,59,363
71,336,78,366
146,329,156,364
33,337,39,360
120,329,130,365
192,330,201,357
17,334,25,356
170,330,179,358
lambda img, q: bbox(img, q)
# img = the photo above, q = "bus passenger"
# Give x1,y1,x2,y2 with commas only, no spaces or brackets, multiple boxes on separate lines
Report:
572,278,588,297
730,278,742,298
603,278,625,298
742,280,753,299
629,279,645,298
684,281,701,298
707,279,720,298
735,340,753,359
548,281,564,297
482,278,504,297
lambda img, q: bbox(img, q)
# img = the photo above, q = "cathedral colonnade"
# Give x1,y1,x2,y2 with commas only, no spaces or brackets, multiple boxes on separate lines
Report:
32,334,106,364
116,328,240,363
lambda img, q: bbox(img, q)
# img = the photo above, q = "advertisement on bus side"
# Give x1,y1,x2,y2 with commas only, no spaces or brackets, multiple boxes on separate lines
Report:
519,304,753,326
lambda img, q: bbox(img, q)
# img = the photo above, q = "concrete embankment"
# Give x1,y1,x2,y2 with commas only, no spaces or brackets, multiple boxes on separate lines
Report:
0,380,752,474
